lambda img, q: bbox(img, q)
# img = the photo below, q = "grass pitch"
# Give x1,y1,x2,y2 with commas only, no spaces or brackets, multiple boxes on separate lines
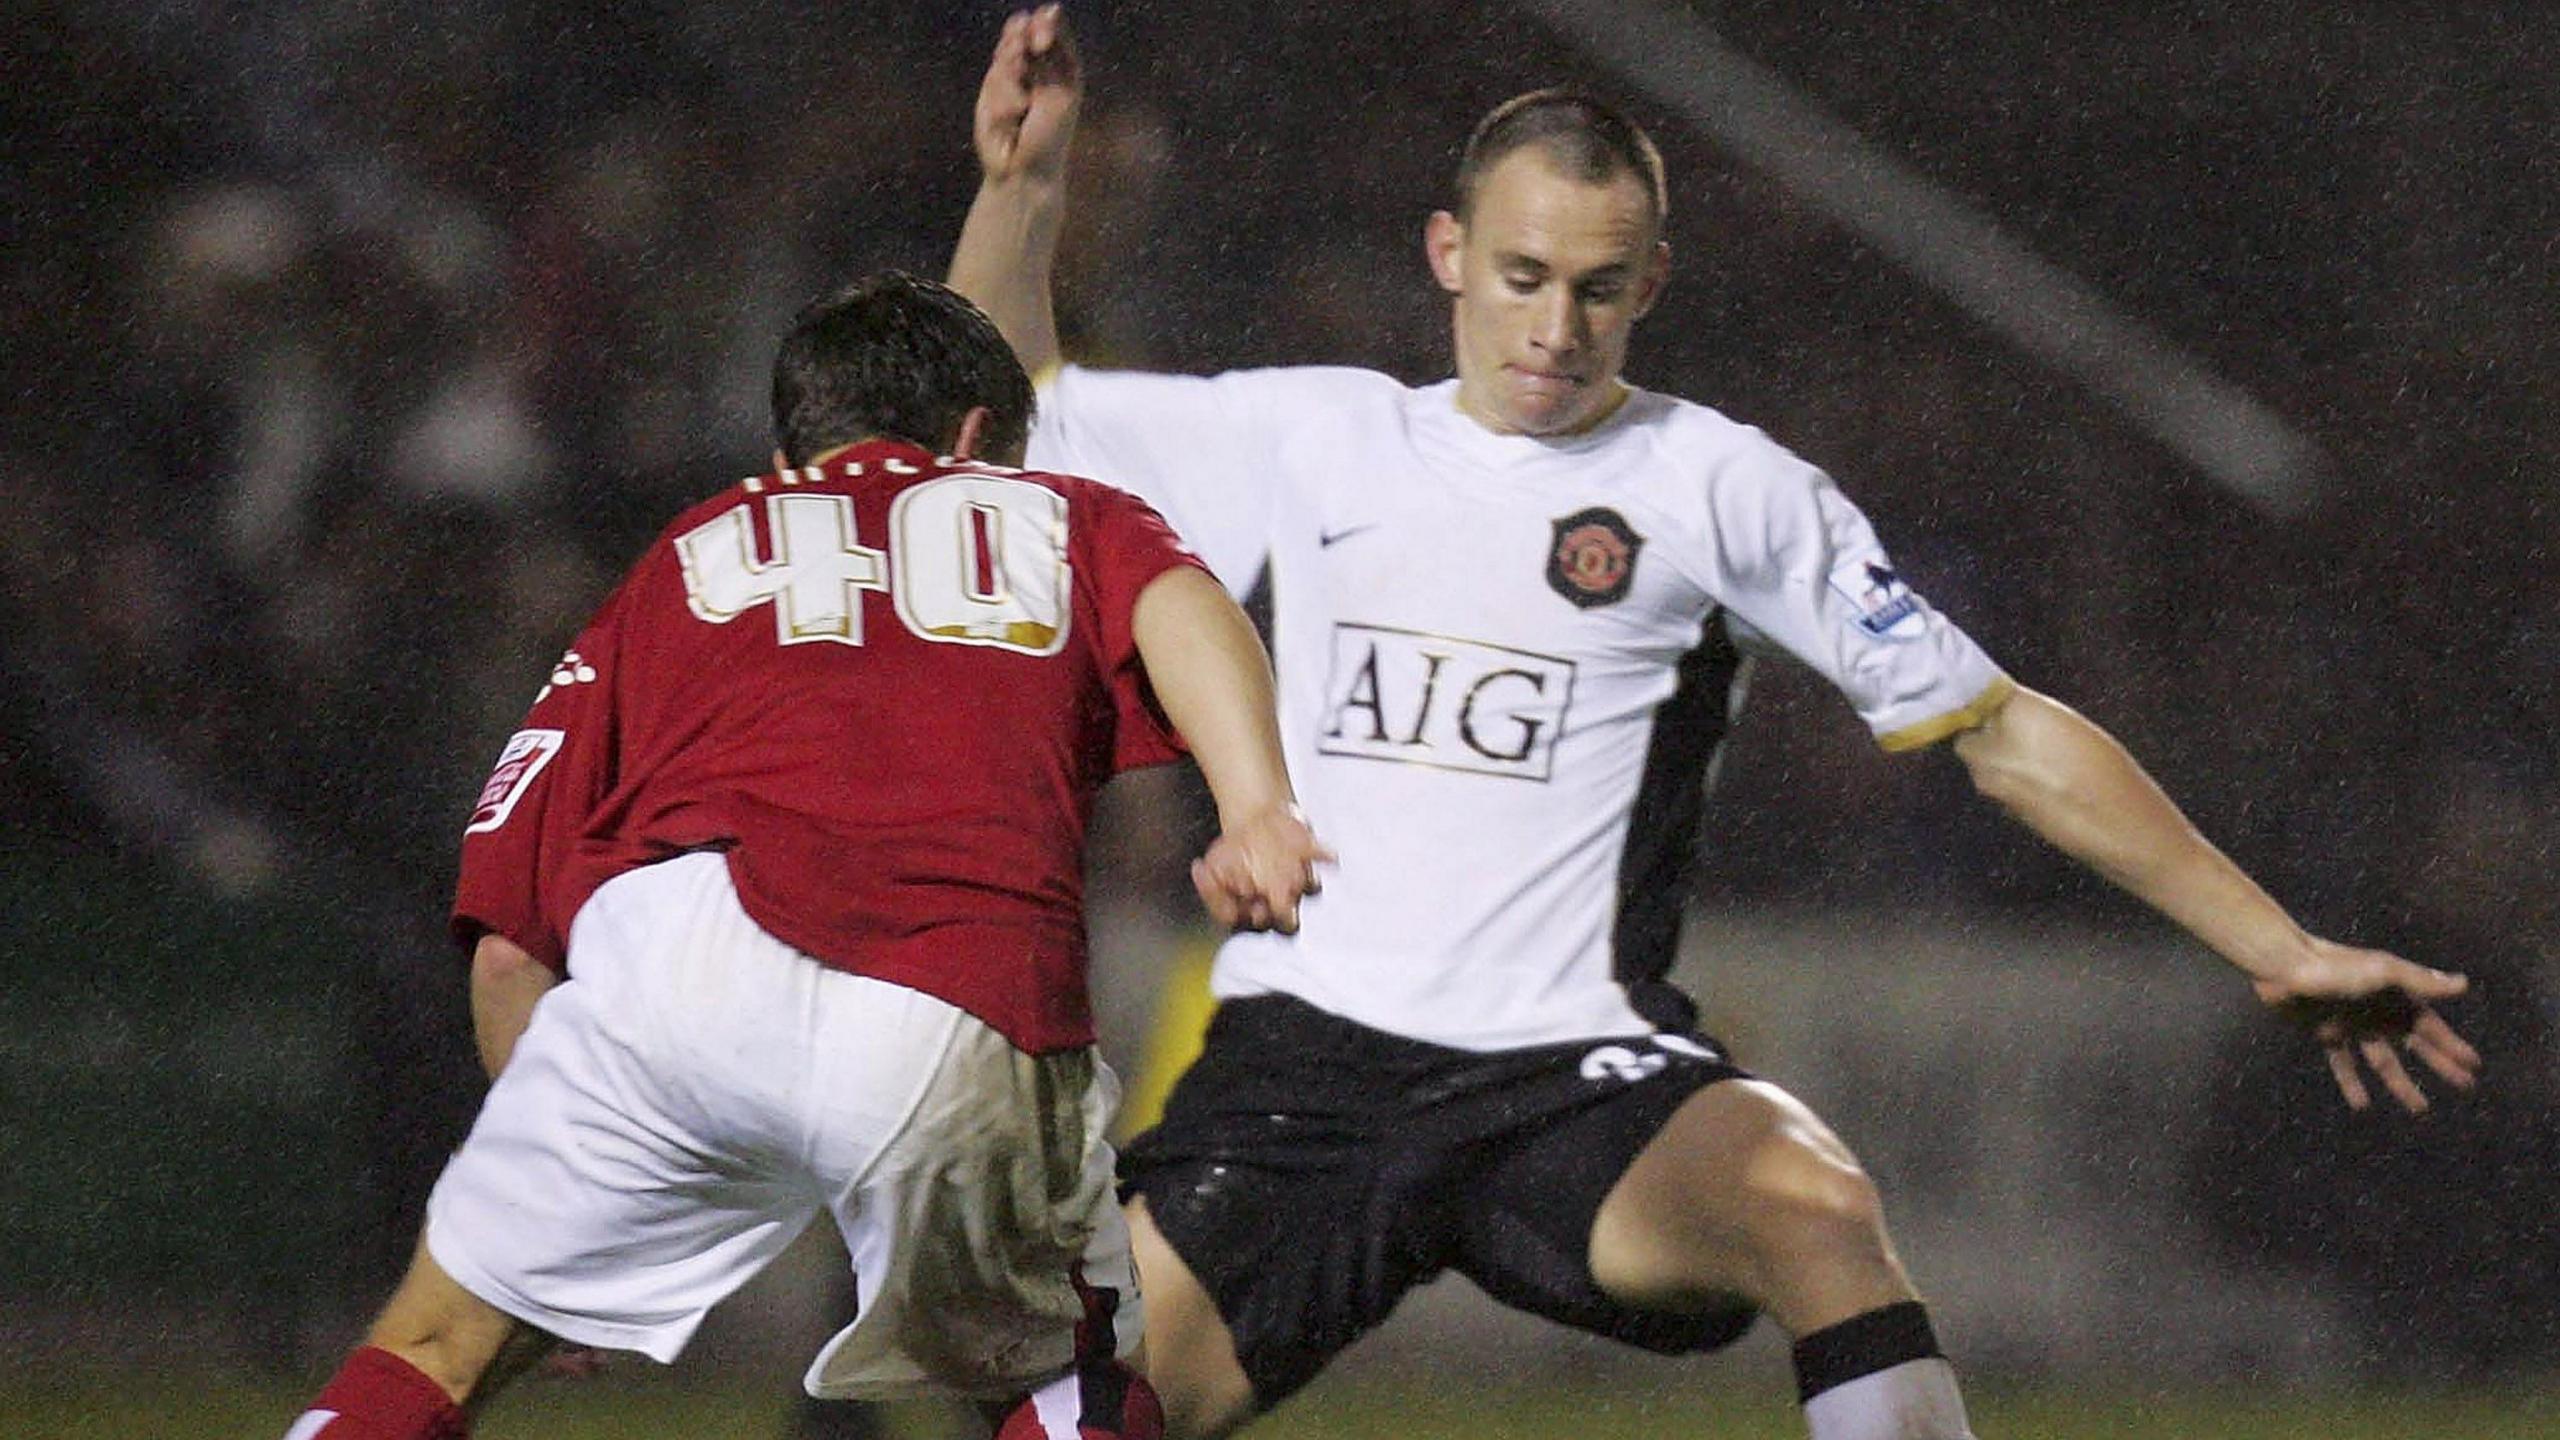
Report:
14,1372,2559,1440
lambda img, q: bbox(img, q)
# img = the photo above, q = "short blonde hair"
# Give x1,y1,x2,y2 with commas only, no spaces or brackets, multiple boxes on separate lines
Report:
1454,89,1666,232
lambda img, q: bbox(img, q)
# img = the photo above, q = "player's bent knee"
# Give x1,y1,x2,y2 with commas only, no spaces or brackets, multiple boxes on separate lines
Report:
1141,1345,1255,1440
1716,1116,1920,1336
1592,1081,1896,1310
1738,1138,1889,1261
1695,1082,1888,1256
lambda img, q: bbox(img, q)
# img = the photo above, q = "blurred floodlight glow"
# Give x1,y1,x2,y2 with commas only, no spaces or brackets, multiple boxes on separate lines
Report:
1520,0,2325,517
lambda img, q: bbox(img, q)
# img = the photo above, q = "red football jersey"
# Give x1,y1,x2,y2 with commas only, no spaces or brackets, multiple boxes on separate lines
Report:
452,439,1207,1053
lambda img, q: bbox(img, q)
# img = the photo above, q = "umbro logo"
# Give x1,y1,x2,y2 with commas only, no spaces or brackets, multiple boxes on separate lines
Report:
1317,522,1382,548
547,649,599,690
531,648,600,704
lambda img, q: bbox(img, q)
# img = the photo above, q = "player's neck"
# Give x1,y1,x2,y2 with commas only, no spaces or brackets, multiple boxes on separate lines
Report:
802,439,884,468
787,438,936,476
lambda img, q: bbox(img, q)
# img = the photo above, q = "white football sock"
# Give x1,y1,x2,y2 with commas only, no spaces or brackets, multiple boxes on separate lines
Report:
1802,1356,1975,1440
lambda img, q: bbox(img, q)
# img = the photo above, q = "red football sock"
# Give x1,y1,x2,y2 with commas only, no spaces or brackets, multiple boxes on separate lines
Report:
992,1360,1163,1440
284,1345,469,1440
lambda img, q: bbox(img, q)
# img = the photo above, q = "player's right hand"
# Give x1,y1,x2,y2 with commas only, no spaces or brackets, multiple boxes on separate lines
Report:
1192,806,1333,934
2250,938,2480,1113
976,3,1080,184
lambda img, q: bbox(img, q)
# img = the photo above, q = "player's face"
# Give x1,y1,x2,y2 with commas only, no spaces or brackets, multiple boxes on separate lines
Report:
1427,148,1667,437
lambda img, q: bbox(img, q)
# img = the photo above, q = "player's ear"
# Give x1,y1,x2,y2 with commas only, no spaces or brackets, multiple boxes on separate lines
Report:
1631,239,1670,320
1425,210,1466,296
771,447,791,472
948,405,996,460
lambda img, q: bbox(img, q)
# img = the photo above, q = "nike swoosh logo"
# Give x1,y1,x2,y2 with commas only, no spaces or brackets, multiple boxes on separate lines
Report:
1318,523,1382,548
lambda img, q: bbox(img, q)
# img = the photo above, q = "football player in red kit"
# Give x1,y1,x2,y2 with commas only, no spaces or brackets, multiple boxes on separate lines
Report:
281,271,1326,1440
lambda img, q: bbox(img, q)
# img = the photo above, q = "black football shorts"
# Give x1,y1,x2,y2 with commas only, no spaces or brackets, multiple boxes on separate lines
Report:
1118,994,1758,1407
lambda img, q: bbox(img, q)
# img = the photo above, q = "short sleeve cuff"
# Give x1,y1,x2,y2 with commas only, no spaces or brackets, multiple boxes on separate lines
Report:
1876,674,2016,752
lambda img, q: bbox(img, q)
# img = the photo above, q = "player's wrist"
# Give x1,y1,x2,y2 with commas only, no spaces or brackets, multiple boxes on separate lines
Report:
978,168,1069,208
1215,799,1304,836
962,176,1069,266
2231,930,2325,997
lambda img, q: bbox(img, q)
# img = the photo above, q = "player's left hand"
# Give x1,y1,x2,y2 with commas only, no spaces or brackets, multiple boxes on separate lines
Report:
1192,805,1332,934
2250,938,2480,1112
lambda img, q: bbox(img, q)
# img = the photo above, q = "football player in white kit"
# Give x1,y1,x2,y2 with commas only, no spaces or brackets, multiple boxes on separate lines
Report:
947,11,2481,1440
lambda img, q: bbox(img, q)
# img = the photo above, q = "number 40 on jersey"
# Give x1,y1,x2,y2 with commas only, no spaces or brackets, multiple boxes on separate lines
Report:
674,474,1070,657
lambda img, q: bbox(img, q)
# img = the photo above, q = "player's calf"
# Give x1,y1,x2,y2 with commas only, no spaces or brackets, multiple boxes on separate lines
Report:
358,1241,528,1404
1588,1081,1974,1439
281,1346,468,1440
1793,1301,1975,1440
1123,1200,1258,1440
281,1243,531,1439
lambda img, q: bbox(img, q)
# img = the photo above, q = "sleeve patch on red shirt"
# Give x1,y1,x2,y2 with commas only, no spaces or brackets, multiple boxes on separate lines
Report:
466,728,566,834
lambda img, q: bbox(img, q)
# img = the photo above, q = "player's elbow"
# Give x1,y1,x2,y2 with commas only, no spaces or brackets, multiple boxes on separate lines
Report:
1958,739,2047,816
1952,687,2078,818
470,932,558,995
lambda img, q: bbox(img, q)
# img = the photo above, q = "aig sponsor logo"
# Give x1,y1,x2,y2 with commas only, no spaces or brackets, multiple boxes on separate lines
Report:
1318,624,1576,781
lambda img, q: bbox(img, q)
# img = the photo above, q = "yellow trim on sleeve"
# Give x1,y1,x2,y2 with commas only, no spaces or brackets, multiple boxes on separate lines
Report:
1877,674,2017,753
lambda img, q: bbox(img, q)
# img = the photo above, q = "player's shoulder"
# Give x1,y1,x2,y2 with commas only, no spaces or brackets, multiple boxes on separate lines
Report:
1621,385,1833,498
670,467,764,520
980,457,1111,505
636,469,769,561
1235,365,1419,439
978,456,1176,535
1239,363,1412,401
1622,386,1809,469
1057,360,1407,410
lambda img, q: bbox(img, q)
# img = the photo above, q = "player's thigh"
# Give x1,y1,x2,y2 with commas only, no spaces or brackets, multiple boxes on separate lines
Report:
428,863,829,1360
1586,1078,1895,1311
1117,998,1461,1411
425,1022,820,1361
1126,1197,1256,1440
1452,1051,1758,1356
808,1019,1144,1405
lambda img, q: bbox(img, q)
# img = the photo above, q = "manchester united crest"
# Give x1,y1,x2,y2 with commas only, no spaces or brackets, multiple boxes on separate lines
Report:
1545,507,1644,609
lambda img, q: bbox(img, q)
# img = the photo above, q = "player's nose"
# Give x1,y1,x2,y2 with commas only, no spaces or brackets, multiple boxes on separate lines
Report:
1528,295,1577,353
1525,294,1566,345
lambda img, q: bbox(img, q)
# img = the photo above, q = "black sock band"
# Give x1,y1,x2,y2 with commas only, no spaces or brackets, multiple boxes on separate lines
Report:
1792,1300,1943,1405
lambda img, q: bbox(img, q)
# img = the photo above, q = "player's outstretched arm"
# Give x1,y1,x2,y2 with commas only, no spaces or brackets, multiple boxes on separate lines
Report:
949,3,1079,378
1130,566,1330,933
470,933,562,1079
1950,684,2480,1112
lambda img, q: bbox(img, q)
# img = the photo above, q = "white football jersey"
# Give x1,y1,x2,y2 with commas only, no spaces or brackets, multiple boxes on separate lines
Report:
1032,364,2010,1051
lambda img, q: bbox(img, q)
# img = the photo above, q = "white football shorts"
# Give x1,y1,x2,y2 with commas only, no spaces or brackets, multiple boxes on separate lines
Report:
423,851,1139,1401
